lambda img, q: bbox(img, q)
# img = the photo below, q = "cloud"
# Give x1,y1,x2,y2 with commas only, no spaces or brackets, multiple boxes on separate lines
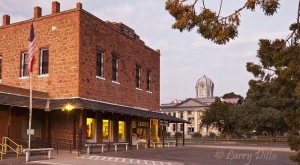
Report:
94,4,135,23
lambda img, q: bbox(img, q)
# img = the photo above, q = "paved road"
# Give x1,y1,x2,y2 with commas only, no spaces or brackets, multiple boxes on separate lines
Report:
0,143,297,165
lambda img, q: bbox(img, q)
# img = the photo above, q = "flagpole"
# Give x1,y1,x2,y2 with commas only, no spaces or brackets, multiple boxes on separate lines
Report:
28,72,32,149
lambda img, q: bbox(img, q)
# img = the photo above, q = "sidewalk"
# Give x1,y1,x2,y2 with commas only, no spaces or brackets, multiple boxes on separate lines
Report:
0,144,296,165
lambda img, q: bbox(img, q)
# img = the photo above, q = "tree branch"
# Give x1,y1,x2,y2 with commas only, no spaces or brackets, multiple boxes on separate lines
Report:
217,0,223,17
219,4,247,21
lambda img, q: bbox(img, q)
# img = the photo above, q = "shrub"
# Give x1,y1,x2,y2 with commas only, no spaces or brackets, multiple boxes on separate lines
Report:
192,132,202,138
209,132,216,138
164,132,171,137
174,132,182,138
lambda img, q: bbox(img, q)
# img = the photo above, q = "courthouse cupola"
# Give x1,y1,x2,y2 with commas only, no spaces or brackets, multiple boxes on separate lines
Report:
195,75,214,98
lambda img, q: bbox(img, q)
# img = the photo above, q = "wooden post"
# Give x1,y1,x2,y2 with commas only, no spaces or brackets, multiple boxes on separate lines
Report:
78,108,83,156
175,122,178,147
45,112,49,140
7,106,12,138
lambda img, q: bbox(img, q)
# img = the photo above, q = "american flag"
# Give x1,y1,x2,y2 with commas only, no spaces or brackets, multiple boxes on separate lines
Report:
26,20,36,73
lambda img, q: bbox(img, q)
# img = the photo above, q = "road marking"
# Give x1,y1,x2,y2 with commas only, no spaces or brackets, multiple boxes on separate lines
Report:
77,155,184,165
28,161,71,165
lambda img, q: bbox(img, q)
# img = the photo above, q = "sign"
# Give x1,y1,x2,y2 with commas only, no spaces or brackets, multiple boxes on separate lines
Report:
137,121,149,128
27,129,34,135
132,121,137,128
159,120,169,126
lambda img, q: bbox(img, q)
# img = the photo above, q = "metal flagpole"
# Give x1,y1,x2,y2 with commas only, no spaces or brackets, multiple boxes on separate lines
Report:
28,72,32,149
27,19,35,150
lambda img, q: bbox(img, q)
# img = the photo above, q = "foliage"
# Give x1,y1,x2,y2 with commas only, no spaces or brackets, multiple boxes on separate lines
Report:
223,92,244,102
201,96,240,140
209,132,216,138
165,132,171,137
245,24,300,162
165,0,280,44
192,132,202,138
174,132,183,137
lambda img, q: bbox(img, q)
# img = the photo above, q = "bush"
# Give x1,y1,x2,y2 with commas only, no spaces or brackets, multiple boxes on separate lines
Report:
209,132,216,138
192,132,202,138
174,132,182,138
164,132,171,137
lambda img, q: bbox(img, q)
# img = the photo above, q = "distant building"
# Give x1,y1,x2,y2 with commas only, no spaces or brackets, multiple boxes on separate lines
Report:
161,75,218,137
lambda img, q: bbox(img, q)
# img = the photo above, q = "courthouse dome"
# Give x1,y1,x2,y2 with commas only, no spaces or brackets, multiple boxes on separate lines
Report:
195,75,214,98
195,75,214,88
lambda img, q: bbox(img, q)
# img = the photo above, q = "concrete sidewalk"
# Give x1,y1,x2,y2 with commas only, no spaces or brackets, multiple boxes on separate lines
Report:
0,144,296,165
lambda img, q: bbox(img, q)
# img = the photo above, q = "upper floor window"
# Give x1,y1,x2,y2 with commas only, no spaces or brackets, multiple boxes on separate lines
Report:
146,71,151,91
0,55,2,80
20,52,29,77
136,64,141,89
180,112,183,118
112,55,118,82
96,50,104,78
39,48,49,75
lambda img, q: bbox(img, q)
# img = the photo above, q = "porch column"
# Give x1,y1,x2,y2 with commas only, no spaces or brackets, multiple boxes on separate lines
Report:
45,112,49,140
147,118,151,148
96,111,103,143
7,106,12,138
162,120,165,148
126,115,133,149
175,122,178,147
194,111,198,133
78,108,83,156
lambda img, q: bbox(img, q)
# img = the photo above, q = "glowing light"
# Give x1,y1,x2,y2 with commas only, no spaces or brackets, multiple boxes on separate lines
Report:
63,104,74,111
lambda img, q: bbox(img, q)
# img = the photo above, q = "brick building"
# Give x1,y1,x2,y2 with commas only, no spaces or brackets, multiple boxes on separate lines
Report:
0,1,185,149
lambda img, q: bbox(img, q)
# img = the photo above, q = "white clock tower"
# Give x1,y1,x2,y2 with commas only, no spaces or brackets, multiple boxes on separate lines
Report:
195,75,214,98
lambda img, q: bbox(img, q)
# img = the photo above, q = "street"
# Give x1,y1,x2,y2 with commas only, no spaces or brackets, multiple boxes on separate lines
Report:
0,143,297,165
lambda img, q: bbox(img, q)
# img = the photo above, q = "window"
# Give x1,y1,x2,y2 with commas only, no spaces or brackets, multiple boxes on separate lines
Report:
39,48,49,75
188,127,194,133
180,112,183,118
173,113,176,117
146,71,151,91
118,121,126,142
96,50,104,78
180,124,184,132
0,55,2,80
112,56,118,82
188,117,194,125
187,111,192,115
20,52,28,77
136,64,141,89
102,119,109,141
172,124,176,132
86,118,96,142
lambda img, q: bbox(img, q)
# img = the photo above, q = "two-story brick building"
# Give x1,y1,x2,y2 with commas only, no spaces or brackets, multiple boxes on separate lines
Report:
0,1,186,150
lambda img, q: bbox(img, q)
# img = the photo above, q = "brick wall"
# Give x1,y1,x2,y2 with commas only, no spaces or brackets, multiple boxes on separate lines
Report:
78,11,160,111
50,110,76,141
0,9,80,98
0,3,160,111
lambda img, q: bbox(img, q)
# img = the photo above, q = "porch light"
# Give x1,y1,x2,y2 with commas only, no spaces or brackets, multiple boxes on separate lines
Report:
63,103,74,111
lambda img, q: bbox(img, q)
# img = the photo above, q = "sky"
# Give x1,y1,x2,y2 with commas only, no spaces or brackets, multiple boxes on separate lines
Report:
0,0,298,103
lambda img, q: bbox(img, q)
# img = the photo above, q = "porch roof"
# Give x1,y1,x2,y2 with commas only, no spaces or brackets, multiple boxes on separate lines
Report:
49,98,189,123
0,90,188,123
